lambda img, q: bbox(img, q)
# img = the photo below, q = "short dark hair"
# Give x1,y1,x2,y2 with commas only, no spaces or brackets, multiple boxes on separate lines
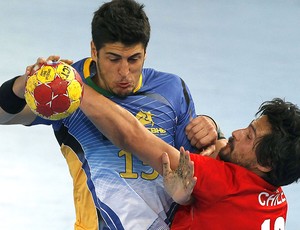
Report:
255,98,300,186
91,0,151,51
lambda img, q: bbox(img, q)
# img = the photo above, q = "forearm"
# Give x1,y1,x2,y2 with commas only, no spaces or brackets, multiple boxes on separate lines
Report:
80,85,180,174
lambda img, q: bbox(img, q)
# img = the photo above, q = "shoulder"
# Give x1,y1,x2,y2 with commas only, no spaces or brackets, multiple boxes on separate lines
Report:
189,154,246,180
190,154,220,168
72,57,93,79
190,154,276,189
141,68,189,96
142,68,182,85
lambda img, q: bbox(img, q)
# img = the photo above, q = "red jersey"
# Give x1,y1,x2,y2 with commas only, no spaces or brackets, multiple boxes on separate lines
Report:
171,154,287,230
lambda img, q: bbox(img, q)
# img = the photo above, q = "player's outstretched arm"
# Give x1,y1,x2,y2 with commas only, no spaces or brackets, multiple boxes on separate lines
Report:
162,147,197,205
82,86,197,202
80,84,180,174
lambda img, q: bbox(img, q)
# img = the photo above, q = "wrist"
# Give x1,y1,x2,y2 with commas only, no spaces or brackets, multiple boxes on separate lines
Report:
199,114,225,140
180,195,195,206
13,75,26,99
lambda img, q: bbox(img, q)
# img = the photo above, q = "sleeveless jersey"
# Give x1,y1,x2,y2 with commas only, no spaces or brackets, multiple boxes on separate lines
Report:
30,57,197,230
171,154,287,230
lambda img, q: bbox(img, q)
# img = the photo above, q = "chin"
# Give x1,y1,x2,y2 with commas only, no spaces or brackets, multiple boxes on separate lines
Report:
219,144,231,162
115,89,133,97
114,91,129,97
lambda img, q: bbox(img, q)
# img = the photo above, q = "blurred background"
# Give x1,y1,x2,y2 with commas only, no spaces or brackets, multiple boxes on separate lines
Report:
0,0,299,229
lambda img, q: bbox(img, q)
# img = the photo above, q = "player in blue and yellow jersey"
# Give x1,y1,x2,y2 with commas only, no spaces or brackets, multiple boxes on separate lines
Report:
0,0,223,229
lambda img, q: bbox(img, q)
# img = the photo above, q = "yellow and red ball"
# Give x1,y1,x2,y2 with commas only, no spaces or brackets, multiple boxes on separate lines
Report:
25,61,83,120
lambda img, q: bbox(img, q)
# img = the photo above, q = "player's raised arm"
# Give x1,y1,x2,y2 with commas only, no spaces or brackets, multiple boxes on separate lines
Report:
0,55,75,125
80,84,180,174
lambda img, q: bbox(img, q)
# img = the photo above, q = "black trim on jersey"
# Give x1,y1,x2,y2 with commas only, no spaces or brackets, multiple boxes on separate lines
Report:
180,78,190,107
165,202,179,226
54,125,84,157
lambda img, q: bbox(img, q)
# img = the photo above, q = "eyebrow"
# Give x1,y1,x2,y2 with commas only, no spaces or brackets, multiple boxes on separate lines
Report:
106,52,142,58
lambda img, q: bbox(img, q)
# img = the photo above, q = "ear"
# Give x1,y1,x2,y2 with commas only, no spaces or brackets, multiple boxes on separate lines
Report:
90,41,97,61
257,164,272,173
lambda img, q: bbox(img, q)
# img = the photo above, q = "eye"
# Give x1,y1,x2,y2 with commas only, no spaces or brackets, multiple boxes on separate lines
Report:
247,128,254,140
128,54,143,63
129,58,137,62
109,57,121,62
128,56,140,64
247,133,252,140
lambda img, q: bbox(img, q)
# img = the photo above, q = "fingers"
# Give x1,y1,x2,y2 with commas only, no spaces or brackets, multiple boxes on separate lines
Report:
200,145,216,157
179,147,193,176
25,55,72,76
187,176,197,194
181,148,196,193
181,146,190,164
182,148,194,179
186,116,218,149
60,59,74,65
186,168,197,193
215,139,228,154
186,152,194,177
25,65,34,76
46,55,61,62
178,146,187,171
45,55,73,65
162,152,172,176
24,57,46,76
187,127,217,149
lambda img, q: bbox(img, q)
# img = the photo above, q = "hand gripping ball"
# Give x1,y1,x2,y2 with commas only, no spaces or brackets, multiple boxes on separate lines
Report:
25,61,84,120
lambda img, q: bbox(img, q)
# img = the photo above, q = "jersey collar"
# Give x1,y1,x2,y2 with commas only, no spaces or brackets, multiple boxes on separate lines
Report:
85,59,143,97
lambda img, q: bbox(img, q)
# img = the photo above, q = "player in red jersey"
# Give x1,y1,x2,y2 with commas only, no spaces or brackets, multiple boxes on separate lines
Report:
166,147,287,230
162,99,298,230
80,86,299,229
78,85,300,229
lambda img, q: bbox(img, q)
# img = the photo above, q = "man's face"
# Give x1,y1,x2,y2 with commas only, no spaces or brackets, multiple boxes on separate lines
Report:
91,42,146,97
219,115,272,172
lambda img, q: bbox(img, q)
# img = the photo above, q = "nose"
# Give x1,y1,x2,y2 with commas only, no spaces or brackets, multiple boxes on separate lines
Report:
118,60,130,76
232,129,243,141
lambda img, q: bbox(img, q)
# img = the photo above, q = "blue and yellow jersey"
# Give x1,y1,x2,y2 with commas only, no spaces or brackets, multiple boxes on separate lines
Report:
30,57,197,230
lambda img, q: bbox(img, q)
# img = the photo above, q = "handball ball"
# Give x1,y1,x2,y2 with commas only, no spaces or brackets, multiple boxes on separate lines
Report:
24,61,84,120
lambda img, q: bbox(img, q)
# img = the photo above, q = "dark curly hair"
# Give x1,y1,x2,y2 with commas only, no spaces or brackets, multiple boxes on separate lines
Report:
91,0,151,51
254,98,300,186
